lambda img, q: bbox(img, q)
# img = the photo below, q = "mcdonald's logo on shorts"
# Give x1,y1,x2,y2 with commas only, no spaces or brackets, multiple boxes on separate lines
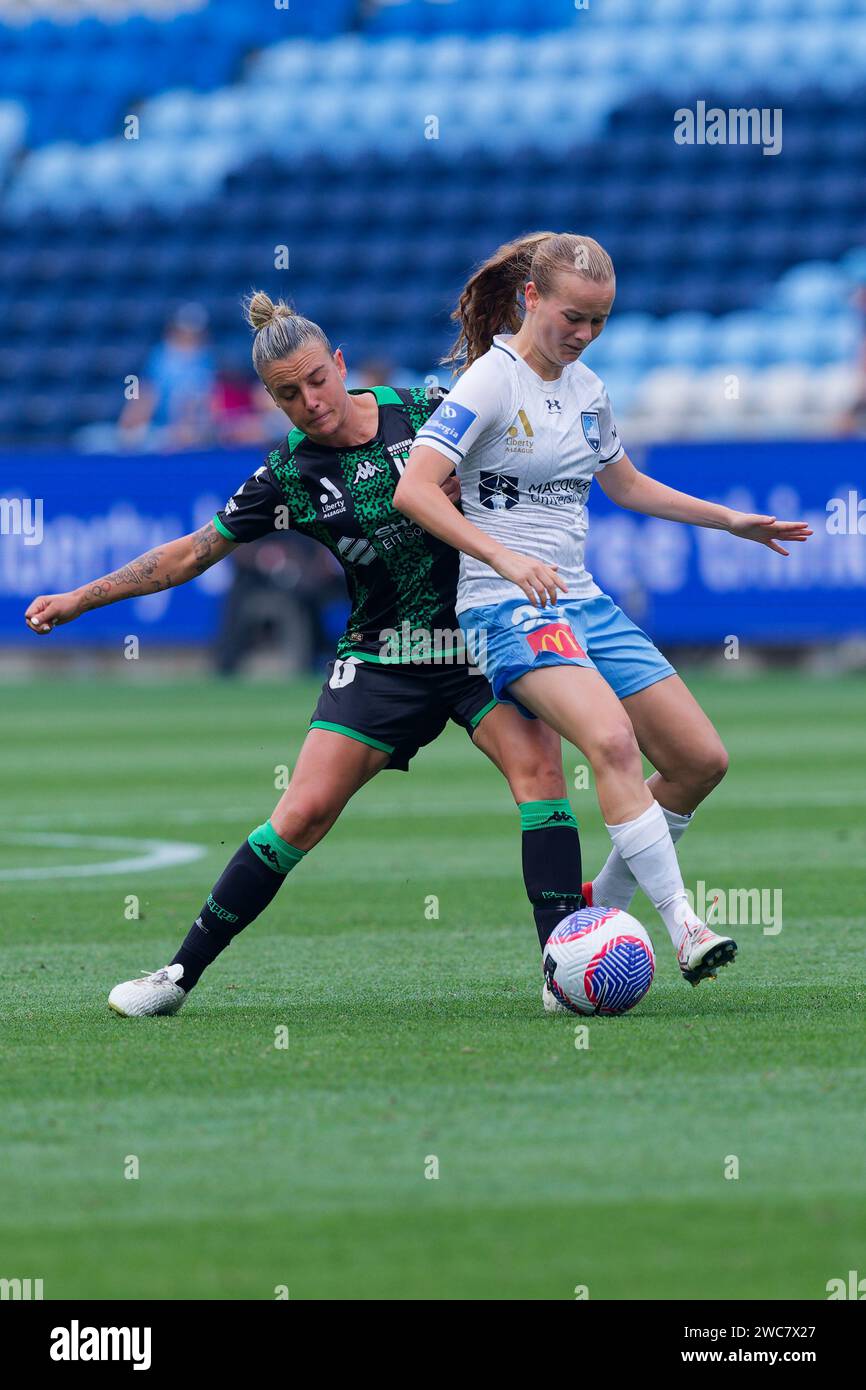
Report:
526,621,587,659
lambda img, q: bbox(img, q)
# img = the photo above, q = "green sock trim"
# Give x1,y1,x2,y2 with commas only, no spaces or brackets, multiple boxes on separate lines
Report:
247,820,307,875
519,798,578,832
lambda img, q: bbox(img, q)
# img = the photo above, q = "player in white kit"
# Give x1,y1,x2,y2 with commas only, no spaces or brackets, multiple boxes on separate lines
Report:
395,231,812,998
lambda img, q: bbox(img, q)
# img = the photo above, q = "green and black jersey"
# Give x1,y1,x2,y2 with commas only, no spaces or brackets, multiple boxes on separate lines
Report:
213,385,462,663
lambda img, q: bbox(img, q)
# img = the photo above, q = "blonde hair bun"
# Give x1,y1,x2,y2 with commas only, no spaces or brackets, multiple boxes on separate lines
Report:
244,291,296,332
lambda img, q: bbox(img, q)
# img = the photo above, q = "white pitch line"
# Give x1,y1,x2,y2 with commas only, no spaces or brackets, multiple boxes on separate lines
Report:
0,832,207,880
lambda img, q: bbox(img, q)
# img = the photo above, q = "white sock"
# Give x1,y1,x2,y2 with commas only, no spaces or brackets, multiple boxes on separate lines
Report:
593,798,693,911
604,802,696,947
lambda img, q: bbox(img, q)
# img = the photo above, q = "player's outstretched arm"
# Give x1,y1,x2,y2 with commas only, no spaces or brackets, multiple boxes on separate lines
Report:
24,520,236,634
597,453,813,555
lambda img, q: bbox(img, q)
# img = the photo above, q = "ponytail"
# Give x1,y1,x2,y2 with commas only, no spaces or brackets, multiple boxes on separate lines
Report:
443,231,615,372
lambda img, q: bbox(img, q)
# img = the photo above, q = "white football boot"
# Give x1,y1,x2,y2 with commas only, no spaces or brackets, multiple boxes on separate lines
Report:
542,980,570,1014
677,921,737,986
108,964,187,1017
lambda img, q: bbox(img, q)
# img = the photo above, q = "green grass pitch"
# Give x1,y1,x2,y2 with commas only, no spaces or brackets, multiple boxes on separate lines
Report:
1,670,864,1300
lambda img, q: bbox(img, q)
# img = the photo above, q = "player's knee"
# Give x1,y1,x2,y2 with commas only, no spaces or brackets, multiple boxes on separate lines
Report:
512,759,567,803
690,739,729,790
590,723,643,777
271,795,336,845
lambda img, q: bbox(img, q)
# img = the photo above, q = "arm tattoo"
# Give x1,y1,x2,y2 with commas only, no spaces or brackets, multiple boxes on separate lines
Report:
78,522,229,611
191,520,226,575
78,546,181,612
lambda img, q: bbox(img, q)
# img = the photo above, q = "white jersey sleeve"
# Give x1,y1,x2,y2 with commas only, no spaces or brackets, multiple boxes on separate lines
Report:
410,354,516,468
594,383,624,469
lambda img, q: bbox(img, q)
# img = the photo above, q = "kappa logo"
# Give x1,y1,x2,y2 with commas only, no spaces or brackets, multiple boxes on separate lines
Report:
352,459,383,484
479,472,519,510
252,839,280,868
581,411,601,452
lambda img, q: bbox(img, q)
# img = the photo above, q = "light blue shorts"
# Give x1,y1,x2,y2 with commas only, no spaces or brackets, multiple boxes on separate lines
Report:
458,593,676,718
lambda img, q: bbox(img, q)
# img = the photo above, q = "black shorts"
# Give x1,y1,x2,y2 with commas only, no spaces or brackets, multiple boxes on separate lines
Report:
309,656,499,771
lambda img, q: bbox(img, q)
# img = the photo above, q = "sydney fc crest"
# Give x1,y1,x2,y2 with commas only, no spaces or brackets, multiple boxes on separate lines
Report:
581,412,601,452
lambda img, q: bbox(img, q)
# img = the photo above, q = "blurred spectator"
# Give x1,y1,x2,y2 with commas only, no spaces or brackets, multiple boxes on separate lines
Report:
836,279,866,436
345,355,418,391
349,356,395,388
118,302,216,450
211,357,285,447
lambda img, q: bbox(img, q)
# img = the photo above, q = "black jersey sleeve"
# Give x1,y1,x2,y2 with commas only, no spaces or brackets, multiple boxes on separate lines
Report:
422,384,448,417
213,461,289,543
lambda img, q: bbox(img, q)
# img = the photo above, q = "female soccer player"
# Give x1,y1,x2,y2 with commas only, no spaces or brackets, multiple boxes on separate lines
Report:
394,231,812,997
24,292,587,1016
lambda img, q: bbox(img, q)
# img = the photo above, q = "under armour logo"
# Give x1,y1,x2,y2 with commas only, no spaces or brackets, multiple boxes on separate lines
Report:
546,399,561,413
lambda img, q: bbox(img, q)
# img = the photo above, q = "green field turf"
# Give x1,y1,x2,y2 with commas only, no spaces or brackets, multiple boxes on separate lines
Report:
1,670,864,1301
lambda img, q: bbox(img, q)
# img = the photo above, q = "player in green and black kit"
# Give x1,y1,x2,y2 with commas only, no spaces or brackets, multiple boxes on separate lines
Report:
25,293,586,1017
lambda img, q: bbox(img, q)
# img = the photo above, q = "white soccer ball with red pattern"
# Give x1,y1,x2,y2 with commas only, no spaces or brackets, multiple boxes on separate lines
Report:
543,906,655,1016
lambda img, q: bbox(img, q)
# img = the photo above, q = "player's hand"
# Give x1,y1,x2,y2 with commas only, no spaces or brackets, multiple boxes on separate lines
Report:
727,513,813,556
492,548,567,608
439,472,461,506
24,592,81,634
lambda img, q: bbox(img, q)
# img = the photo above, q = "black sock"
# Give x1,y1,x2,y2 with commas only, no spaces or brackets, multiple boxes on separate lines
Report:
519,799,584,950
170,821,305,990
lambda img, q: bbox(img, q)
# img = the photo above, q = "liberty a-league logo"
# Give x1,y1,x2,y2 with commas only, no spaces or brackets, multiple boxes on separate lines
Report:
318,475,346,519
581,412,601,452
479,472,519,510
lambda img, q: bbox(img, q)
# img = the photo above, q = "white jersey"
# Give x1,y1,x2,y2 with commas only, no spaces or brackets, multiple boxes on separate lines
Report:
410,334,624,614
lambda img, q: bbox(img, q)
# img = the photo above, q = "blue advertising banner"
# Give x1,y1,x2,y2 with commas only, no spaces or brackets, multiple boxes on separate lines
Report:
586,440,866,642
0,440,864,646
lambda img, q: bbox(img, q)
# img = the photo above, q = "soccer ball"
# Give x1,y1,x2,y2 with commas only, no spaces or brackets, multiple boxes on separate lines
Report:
543,906,655,1016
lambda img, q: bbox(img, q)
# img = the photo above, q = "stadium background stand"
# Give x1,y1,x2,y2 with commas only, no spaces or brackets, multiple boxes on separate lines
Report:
0,0,864,446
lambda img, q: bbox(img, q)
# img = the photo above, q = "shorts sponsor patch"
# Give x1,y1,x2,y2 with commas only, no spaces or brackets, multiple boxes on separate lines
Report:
526,621,587,660
418,400,478,449
329,657,361,689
